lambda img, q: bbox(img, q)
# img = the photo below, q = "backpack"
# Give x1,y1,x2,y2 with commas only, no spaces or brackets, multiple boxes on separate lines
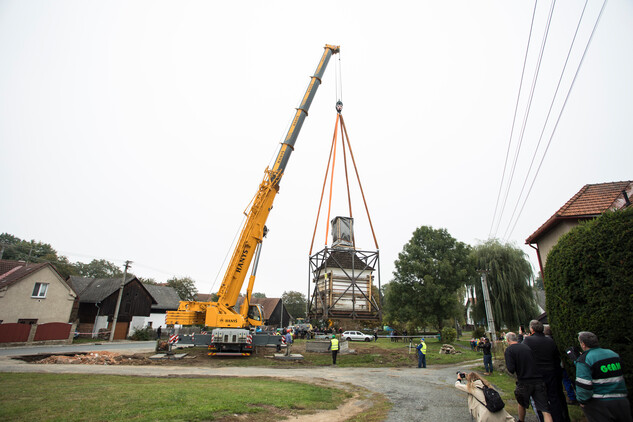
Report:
476,385,505,412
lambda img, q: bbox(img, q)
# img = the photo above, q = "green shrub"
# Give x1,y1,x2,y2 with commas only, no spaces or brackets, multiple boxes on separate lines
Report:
129,327,154,341
441,327,457,343
544,207,633,412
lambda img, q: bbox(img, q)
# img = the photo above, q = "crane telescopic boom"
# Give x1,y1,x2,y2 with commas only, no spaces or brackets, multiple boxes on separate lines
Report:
166,45,340,338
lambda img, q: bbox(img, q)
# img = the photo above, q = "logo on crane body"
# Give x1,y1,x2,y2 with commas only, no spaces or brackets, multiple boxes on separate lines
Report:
235,246,250,273
221,318,238,323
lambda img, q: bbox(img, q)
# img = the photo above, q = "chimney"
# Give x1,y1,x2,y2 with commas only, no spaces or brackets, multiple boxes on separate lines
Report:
622,189,631,208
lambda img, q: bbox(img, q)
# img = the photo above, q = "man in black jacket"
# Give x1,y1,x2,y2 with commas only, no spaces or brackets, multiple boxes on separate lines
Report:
482,337,493,375
523,320,570,422
505,332,553,422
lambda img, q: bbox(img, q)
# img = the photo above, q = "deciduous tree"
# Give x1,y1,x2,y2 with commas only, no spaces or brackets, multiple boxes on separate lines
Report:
166,276,199,301
74,259,123,278
0,233,77,279
281,290,307,319
385,226,475,331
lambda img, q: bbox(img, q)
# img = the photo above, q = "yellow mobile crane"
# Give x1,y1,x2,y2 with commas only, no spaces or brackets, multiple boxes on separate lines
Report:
166,44,340,355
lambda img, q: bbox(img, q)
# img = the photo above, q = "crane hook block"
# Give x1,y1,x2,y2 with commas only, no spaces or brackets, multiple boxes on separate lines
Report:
336,101,343,114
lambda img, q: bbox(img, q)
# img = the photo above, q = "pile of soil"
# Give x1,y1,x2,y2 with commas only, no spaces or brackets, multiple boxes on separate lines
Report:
33,351,153,365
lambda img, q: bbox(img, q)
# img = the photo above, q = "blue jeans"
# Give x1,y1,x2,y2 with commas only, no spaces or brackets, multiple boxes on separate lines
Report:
418,353,426,368
483,354,493,373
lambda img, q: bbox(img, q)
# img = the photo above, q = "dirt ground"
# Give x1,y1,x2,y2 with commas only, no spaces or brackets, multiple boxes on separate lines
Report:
21,341,415,368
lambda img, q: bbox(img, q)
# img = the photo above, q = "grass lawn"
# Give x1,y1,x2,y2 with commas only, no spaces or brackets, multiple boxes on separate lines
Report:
171,337,484,368
17,337,587,421
0,373,350,421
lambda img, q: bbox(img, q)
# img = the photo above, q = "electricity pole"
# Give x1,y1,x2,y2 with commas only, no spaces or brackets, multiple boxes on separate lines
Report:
279,299,284,329
109,260,132,342
479,270,497,342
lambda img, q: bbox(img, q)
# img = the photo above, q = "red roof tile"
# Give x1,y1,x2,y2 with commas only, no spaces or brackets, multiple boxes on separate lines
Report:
526,181,632,244
0,259,49,289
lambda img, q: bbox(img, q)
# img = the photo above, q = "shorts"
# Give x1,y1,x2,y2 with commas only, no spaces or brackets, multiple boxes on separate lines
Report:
514,381,550,412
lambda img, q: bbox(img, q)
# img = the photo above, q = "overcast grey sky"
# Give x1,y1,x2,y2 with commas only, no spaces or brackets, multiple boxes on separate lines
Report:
1,1,631,299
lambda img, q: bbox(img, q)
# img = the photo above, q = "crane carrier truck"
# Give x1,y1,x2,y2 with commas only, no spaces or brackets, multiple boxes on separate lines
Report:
165,44,340,355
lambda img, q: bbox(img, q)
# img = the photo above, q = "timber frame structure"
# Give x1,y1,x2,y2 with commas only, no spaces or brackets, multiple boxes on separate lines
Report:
308,246,381,321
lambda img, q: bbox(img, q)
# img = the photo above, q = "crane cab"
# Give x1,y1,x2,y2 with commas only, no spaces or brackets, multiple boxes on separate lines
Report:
247,304,264,326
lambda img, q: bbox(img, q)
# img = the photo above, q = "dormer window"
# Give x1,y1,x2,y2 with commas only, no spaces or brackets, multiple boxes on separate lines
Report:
32,282,49,298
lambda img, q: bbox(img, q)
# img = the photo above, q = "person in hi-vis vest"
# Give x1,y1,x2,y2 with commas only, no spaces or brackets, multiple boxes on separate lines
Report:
416,338,427,368
328,334,339,365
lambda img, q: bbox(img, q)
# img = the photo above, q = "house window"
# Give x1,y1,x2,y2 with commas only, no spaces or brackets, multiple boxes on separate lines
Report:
18,319,38,325
31,283,49,298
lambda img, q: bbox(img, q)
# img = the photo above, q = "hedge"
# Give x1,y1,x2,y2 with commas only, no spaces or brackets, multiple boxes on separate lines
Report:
544,207,633,410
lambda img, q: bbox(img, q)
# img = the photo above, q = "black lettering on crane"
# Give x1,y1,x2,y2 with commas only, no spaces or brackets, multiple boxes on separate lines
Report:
235,247,249,273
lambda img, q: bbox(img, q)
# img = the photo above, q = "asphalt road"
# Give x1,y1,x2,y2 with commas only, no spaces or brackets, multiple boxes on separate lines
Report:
0,342,538,422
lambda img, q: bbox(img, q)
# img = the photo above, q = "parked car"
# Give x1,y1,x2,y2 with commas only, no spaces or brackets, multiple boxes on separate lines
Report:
342,330,372,342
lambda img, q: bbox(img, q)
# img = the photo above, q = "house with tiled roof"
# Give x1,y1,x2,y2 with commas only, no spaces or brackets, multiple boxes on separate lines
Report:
135,283,181,331
68,275,156,339
196,293,217,302
526,181,632,276
0,259,77,325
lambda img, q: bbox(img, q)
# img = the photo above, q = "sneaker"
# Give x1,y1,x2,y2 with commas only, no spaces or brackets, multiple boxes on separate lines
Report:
483,372,490,375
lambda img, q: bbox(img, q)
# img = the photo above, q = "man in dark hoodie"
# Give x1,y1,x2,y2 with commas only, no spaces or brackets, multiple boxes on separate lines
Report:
505,332,553,422
523,320,570,422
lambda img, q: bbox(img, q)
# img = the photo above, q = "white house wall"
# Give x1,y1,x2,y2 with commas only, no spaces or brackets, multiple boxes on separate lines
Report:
146,313,169,329
0,267,76,324
130,314,178,335
129,316,146,337
538,220,578,268
93,315,109,337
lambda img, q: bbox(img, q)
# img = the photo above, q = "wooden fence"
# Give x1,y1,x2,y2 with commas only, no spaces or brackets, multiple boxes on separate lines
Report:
0,322,74,344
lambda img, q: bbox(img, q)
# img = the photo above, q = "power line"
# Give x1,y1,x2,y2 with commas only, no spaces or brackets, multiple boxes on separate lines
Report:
505,0,608,240
502,0,591,240
489,0,538,239
493,0,558,239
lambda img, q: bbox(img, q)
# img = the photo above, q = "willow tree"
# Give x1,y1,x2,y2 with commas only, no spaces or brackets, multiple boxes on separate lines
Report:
470,240,538,330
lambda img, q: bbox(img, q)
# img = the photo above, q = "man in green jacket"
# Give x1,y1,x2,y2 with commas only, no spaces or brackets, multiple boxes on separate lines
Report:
574,331,632,422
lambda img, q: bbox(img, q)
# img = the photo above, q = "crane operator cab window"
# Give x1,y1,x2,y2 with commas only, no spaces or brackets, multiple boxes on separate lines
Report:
248,304,263,322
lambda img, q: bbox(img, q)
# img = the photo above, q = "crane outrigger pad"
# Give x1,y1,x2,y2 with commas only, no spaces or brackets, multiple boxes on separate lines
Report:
273,354,304,360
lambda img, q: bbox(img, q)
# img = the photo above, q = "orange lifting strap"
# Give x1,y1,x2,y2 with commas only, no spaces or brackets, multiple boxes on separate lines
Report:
309,102,379,255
